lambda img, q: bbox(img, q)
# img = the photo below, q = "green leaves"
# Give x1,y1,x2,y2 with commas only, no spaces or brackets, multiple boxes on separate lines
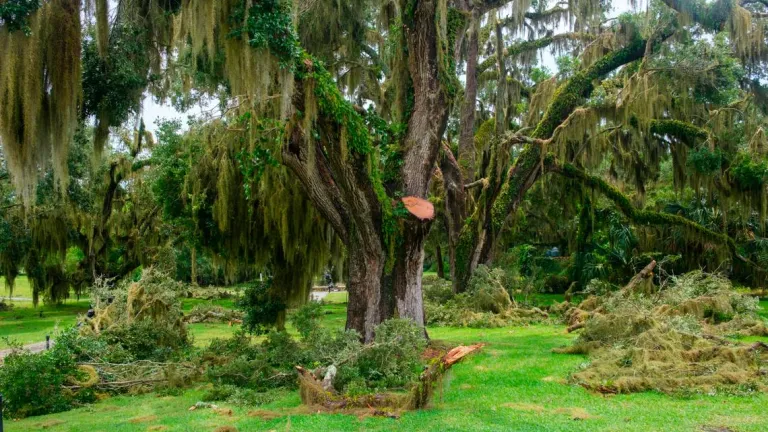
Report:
731,153,768,192
229,0,300,66
0,0,40,35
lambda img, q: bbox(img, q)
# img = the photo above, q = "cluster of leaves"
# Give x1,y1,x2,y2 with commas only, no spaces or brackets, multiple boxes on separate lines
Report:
687,147,723,175
229,0,300,66
731,153,768,192
82,25,151,126
236,279,286,335
0,0,40,34
0,340,79,418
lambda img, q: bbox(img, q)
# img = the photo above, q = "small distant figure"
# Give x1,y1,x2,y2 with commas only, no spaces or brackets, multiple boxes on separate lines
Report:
324,269,335,293
545,247,560,258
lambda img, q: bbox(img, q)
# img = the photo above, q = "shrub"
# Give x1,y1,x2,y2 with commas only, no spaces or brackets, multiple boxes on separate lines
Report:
290,301,324,340
467,265,512,313
423,277,454,304
0,343,78,418
236,279,286,335
331,319,426,392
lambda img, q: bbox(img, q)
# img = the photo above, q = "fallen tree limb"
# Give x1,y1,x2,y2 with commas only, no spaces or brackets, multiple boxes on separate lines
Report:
297,344,484,411
623,260,657,294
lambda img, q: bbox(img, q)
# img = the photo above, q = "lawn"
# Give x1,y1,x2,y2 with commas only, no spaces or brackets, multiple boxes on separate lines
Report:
8,299,768,432
0,277,90,345
0,279,245,347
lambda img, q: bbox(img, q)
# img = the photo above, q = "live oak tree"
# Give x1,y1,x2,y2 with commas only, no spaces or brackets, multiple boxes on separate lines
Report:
2,0,768,340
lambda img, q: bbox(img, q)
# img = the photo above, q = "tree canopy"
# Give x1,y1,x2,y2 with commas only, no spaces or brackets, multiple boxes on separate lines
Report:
1,0,768,339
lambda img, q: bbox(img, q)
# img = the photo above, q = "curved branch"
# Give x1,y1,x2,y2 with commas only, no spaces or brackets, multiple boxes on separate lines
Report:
649,119,709,145
551,161,764,272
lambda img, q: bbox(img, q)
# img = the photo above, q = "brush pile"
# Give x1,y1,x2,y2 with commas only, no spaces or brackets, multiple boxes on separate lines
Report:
81,267,189,354
554,265,768,394
423,267,549,328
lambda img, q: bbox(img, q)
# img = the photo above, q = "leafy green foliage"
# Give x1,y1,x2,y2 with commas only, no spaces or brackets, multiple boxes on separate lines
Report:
731,153,767,191
0,334,80,418
82,25,150,125
687,147,723,175
290,301,324,339
229,0,300,66
0,0,40,34
236,280,286,335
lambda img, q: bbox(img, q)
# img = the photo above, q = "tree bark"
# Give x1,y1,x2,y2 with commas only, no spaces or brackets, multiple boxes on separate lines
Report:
457,11,480,180
284,0,453,339
393,220,429,331
390,0,452,327
439,145,468,292
436,244,445,278
190,246,198,286
346,233,386,341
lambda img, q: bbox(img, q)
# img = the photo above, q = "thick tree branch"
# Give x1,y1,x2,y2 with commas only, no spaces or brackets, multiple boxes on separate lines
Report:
477,33,596,76
360,44,391,77
451,26,677,292
550,161,764,272
649,119,709,144
458,11,480,180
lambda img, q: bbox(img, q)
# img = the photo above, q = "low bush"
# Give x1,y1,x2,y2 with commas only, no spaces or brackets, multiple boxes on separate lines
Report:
204,302,427,398
0,343,78,418
236,279,286,335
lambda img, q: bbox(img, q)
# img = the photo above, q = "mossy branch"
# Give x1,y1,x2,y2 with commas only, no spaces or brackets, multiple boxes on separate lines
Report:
477,33,595,76
649,119,709,145
551,161,764,272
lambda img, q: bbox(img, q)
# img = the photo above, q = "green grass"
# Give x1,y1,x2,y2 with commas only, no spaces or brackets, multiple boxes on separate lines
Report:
10,301,768,432
0,277,90,345
758,300,768,320
323,291,348,304
0,283,243,347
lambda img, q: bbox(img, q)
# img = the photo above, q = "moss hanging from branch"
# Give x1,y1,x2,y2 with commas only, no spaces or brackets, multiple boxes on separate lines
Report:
551,161,761,271
0,0,82,204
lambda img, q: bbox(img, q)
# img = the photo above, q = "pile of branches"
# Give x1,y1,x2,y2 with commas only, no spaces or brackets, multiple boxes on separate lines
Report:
185,303,243,324
423,268,549,328
296,344,484,413
554,263,768,394
184,286,238,300
80,267,189,350
66,360,199,394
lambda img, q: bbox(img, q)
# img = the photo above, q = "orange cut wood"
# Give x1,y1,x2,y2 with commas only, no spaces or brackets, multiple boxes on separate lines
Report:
401,196,435,220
